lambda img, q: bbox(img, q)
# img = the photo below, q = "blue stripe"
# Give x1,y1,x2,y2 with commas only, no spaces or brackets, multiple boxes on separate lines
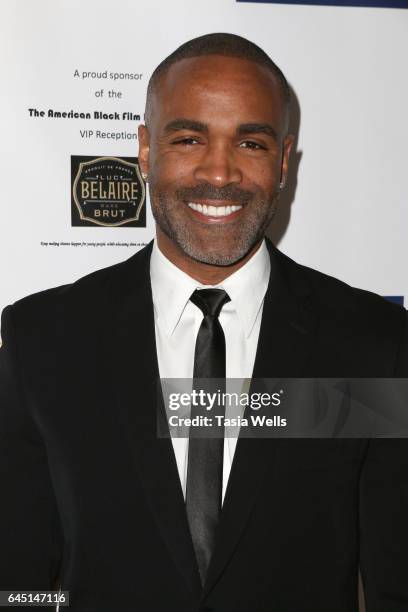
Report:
237,0,408,7
384,296,405,306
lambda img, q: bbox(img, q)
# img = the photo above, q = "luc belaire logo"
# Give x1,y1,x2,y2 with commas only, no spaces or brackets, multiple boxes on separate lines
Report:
71,155,146,227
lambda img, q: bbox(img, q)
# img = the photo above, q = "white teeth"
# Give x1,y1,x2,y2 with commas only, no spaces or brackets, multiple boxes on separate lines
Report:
187,202,243,217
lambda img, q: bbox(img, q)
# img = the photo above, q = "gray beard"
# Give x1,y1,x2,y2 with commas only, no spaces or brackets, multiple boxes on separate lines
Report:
150,191,280,266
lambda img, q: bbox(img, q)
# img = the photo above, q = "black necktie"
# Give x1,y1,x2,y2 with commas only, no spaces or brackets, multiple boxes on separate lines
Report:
186,288,231,585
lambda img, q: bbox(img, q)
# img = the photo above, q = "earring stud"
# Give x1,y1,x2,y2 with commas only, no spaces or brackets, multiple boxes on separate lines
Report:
141,171,148,181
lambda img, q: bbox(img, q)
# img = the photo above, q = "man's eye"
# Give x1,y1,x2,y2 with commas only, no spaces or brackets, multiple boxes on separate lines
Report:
172,137,200,145
239,141,266,150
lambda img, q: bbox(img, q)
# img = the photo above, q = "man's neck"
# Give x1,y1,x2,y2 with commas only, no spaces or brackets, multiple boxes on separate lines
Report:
155,227,263,285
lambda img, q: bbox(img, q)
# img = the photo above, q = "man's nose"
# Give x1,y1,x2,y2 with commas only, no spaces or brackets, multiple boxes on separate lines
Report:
193,142,243,187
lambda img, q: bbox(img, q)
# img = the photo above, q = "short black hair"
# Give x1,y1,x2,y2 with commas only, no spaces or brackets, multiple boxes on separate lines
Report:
145,32,291,133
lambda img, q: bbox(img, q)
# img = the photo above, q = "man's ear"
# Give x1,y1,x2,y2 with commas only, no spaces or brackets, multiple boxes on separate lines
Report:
280,133,295,189
138,124,150,177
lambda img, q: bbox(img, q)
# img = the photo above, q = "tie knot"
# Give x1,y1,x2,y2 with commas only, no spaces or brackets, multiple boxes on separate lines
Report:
190,288,230,319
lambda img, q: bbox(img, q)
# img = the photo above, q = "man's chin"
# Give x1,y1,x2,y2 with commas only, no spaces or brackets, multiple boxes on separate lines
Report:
155,215,263,266
180,242,254,267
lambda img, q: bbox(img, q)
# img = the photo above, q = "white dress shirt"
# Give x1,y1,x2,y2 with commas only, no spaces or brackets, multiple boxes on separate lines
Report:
150,237,271,503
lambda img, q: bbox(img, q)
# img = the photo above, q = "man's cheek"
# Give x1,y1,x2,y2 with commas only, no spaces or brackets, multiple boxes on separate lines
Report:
153,169,190,193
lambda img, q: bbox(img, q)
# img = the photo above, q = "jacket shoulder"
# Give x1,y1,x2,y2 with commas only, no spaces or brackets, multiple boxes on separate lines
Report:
4,241,153,324
276,246,402,308
275,246,406,334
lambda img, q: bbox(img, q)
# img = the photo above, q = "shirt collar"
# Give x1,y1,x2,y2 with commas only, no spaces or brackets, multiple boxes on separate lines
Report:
150,237,271,338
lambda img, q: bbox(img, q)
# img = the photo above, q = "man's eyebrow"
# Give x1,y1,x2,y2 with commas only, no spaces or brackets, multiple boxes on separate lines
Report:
163,119,208,134
237,123,278,141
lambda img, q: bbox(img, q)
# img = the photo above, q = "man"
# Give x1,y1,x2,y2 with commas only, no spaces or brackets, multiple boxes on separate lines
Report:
1,33,407,612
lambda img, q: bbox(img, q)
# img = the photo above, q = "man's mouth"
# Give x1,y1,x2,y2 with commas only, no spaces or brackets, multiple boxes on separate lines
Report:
185,200,244,221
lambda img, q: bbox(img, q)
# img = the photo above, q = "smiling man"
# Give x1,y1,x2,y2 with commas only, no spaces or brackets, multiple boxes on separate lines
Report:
138,46,293,278
1,33,408,612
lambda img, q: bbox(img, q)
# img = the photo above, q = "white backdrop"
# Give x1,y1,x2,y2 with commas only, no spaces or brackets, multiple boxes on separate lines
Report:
1,0,407,313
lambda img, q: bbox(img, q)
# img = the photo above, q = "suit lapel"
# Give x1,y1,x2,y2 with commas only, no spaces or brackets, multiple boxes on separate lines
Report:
106,241,202,599
252,238,319,378
202,239,319,599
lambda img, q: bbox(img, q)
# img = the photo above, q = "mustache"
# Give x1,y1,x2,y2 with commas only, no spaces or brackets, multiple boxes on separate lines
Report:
176,183,255,204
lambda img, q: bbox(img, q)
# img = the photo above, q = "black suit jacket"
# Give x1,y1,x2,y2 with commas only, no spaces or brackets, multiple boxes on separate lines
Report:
1,238,408,612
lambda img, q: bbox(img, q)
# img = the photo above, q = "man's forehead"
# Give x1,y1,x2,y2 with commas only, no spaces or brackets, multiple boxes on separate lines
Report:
160,54,280,94
151,55,285,122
